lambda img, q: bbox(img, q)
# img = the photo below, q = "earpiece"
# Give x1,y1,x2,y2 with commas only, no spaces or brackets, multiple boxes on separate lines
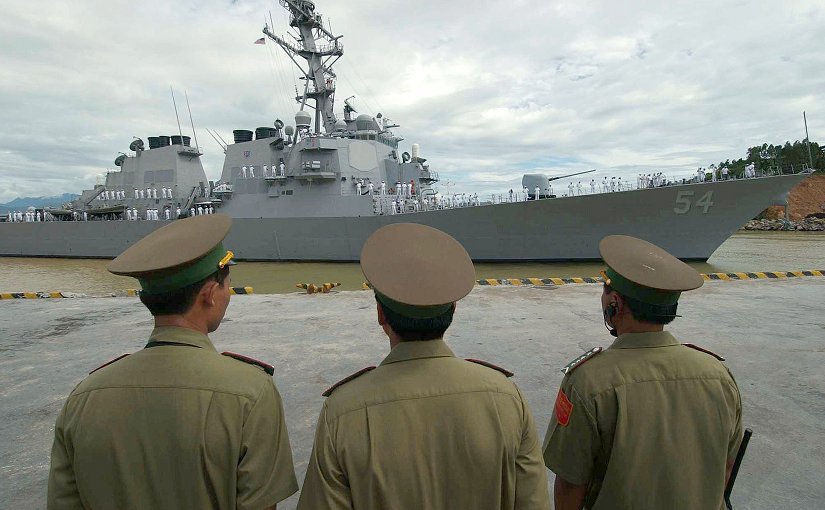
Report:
607,303,617,317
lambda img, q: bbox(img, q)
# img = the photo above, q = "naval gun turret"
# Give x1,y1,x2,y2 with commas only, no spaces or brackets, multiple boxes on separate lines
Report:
522,169,596,199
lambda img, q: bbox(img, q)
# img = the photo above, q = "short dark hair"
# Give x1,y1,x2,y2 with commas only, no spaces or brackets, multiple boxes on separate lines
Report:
377,297,455,341
139,266,230,316
605,284,677,325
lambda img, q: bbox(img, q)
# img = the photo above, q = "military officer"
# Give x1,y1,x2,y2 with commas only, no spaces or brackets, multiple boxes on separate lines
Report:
47,214,298,510
297,223,550,510
542,235,743,510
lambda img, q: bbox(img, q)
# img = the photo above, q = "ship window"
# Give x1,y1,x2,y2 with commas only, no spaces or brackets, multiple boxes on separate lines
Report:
286,190,293,195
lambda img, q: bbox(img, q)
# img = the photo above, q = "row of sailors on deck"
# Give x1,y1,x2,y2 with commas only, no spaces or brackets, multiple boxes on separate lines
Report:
97,188,178,201
122,205,215,221
8,210,44,222
639,173,669,188
383,193,481,214
357,180,418,198
240,162,286,179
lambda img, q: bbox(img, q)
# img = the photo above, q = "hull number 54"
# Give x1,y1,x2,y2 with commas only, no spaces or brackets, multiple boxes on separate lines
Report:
674,190,714,214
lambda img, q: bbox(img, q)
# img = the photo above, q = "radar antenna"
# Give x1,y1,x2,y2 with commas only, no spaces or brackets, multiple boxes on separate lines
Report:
263,0,344,134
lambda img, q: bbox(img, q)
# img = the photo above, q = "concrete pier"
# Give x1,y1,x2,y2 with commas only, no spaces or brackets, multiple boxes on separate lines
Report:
1,278,823,509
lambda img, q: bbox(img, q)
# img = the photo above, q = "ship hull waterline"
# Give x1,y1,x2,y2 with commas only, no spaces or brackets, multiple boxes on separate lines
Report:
0,174,809,262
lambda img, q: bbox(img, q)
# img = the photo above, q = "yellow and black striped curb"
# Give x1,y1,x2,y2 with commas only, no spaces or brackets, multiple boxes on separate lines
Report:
124,287,254,296
1,287,254,299
701,271,823,281
0,291,70,299
361,271,824,290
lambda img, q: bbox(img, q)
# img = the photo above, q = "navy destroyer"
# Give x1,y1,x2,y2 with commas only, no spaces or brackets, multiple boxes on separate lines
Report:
0,0,814,261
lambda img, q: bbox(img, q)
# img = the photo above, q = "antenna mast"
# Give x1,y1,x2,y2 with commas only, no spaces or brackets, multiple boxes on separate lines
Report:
170,86,185,143
263,0,343,134
184,90,200,152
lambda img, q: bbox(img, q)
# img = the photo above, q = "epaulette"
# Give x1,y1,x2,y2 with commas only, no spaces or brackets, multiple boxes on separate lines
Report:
560,347,603,375
322,366,376,397
89,353,130,374
466,359,514,377
221,352,275,376
683,343,725,361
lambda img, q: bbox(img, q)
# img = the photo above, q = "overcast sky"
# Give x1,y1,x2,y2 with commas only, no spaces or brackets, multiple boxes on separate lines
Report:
1,0,823,202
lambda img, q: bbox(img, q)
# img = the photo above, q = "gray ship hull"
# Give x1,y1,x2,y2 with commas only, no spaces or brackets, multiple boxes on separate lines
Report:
0,174,810,261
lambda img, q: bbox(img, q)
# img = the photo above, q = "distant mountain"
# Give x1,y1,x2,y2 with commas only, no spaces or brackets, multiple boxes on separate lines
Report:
0,193,78,213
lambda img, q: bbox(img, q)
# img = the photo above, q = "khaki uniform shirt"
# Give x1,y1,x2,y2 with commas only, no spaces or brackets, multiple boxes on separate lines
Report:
48,326,298,510
297,339,550,510
542,331,743,510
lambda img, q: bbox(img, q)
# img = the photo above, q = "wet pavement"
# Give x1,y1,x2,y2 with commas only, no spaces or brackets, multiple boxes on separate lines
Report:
1,278,823,509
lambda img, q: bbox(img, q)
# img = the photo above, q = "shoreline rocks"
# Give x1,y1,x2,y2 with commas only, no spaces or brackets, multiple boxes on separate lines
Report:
743,217,825,231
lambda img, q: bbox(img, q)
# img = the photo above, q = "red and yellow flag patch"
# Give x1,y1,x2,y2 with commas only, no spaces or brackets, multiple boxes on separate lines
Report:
554,388,574,426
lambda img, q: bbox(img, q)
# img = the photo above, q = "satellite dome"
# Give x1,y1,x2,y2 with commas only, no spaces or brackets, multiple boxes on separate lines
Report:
284,125,295,136
274,119,285,129
129,138,144,152
295,111,312,129
355,114,374,131
335,119,347,131
115,154,126,167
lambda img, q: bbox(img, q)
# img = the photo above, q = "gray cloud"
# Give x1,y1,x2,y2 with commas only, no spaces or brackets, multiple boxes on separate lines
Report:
0,0,823,202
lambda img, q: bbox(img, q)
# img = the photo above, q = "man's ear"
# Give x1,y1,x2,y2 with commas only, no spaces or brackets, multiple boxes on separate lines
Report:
201,280,218,307
377,301,387,326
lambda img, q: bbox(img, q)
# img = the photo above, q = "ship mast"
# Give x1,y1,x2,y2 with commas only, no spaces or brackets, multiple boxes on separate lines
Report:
263,0,343,134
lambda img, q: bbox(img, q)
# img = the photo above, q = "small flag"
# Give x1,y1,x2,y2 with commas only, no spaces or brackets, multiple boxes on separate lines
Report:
254,37,265,45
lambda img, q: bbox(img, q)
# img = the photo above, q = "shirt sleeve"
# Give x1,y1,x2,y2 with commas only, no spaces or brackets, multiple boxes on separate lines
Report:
47,401,82,510
726,368,744,461
542,379,599,485
236,379,298,510
514,387,552,509
296,402,353,510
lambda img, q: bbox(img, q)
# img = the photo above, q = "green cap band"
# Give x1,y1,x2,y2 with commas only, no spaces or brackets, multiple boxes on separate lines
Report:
138,243,230,294
604,267,681,306
375,291,453,319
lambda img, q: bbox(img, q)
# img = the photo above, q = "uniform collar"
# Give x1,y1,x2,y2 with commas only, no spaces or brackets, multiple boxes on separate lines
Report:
380,338,455,366
610,330,679,349
148,326,217,351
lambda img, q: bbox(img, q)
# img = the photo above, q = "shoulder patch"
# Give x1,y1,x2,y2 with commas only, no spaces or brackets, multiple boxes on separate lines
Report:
89,353,130,374
322,366,376,397
561,346,603,375
683,343,725,361
221,351,275,376
465,358,514,377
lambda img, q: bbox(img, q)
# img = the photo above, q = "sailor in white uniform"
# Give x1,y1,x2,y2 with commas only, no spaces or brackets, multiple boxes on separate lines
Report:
610,177,616,192
618,177,623,191
263,165,269,178
249,166,255,178
368,182,375,195
568,182,574,196
381,181,387,196
241,166,248,179
164,208,170,220
189,207,195,217
722,166,729,180
356,180,362,196
83,211,88,221
602,177,608,192
176,207,181,217
590,179,596,194
279,161,286,176
576,181,583,195
533,186,540,200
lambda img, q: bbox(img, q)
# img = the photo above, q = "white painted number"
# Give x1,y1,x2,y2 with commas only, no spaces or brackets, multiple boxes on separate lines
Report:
674,190,714,214
695,191,715,213
673,191,693,214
